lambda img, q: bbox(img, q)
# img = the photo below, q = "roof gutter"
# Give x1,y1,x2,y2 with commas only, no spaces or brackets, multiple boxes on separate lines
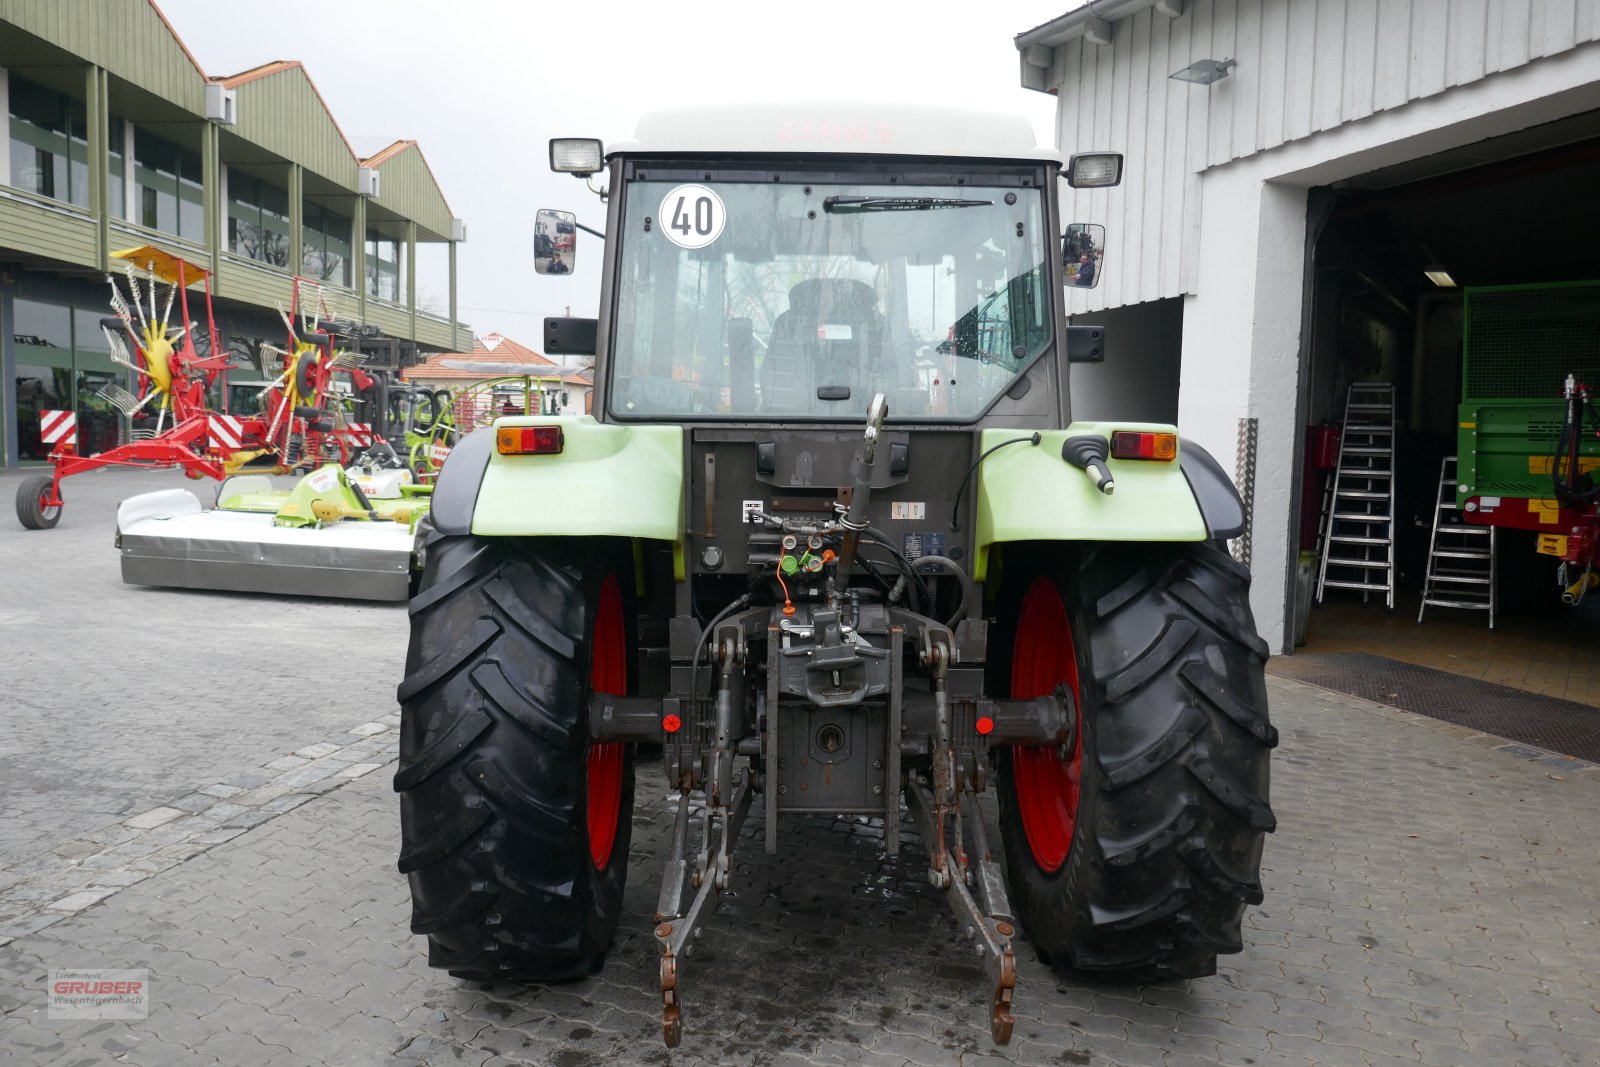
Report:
1014,0,1180,93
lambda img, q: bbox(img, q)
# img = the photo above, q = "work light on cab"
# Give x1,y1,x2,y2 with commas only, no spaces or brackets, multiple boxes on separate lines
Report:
1111,431,1177,461
497,426,564,455
550,138,603,176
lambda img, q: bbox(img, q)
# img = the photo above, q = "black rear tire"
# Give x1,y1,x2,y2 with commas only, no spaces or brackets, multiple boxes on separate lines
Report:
994,541,1277,981
395,534,635,981
16,474,61,530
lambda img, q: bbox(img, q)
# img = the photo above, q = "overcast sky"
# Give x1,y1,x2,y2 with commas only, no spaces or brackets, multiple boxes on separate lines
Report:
156,0,1073,356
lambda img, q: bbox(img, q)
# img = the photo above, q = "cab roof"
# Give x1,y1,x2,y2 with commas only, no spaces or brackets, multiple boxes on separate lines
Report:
609,102,1058,164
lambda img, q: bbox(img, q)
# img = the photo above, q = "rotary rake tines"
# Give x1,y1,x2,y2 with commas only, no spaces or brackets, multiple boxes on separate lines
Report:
260,343,291,374
123,266,149,331
106,280,135,333
276,302,301,345
301,283,329,334
319,288,342,328
102,328,142,374
157,270,176,333
94,382,155,419
326,350,360,371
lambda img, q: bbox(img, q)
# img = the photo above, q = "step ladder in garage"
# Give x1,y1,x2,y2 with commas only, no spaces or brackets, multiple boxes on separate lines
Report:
1418,455,1496,628
1316,382,1396,610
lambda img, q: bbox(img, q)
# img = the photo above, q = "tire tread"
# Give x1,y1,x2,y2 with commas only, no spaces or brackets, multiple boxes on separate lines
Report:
997,541,1276,984
395,535,633,982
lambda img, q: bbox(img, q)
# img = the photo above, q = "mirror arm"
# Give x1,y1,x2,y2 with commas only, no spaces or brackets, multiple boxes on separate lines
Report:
575,222,606,241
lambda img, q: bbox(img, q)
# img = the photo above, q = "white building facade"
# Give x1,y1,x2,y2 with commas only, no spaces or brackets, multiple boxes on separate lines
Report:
1017,0,1600,650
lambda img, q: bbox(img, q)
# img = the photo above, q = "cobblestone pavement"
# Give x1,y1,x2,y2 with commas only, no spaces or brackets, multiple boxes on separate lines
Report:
3,469,1599,1066
0,467,403,869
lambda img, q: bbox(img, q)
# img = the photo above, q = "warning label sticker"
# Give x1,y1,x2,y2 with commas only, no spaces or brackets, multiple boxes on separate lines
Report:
890,501,926,521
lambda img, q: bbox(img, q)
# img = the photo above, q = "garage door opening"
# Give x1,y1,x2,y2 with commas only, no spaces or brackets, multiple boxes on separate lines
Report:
1292,110,1600,709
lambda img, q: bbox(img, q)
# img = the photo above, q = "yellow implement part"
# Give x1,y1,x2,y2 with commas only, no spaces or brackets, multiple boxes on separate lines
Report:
1536,534,1569,557
310,499,370,524
110,244,210,285
1529,455,1600,475
141,327,175,394
223,449,272,474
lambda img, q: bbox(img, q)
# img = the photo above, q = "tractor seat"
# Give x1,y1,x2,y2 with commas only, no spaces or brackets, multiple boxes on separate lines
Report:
761,278,885,412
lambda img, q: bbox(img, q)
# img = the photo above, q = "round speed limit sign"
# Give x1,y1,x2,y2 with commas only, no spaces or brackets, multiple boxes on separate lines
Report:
659,184,725,249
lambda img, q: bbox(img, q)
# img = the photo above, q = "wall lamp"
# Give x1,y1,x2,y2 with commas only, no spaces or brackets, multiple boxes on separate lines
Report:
1170,58,1236,84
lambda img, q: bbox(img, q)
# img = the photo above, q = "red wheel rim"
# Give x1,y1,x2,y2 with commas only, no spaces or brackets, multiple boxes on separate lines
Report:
586,574,626,869
1011,577,1083,874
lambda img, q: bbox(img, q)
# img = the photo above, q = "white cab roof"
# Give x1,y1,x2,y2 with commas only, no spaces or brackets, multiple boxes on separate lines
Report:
609,102,1058,164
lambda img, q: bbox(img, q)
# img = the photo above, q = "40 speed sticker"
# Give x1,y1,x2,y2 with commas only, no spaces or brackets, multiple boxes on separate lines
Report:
659,184,725,249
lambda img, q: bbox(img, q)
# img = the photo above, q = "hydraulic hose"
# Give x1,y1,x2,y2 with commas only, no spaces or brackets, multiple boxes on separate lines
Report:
911,554,974,627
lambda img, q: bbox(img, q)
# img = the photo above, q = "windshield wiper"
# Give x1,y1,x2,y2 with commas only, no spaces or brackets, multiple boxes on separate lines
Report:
822,195,992,213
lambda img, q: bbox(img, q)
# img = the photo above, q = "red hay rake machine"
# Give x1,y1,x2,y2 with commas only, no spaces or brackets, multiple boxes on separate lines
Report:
15,245,384,530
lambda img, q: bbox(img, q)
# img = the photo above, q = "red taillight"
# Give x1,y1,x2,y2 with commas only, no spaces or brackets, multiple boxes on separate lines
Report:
976,715,995,736
497,426,564,455
1110,431,1176,461
662,713,682,734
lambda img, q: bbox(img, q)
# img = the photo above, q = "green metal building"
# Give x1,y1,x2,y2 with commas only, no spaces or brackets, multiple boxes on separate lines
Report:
0,0,468,466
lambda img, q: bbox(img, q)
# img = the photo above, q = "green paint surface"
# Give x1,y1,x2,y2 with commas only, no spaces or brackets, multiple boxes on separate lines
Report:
973,423,1207,580
471,417,684,544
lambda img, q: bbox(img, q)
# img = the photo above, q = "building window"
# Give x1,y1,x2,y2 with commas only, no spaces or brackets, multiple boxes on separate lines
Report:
303,203,352,287
134,127,203,240
366,228,404,302
227,169,291,267
107,117,125,219
7,73,89,207
12,299,129,461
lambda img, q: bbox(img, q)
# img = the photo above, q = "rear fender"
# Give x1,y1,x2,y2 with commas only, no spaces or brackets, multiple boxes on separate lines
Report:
973,424,1240,580
429,417,685,575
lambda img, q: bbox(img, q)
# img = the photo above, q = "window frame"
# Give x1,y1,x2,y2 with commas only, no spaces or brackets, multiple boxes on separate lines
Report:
602,159,1059,426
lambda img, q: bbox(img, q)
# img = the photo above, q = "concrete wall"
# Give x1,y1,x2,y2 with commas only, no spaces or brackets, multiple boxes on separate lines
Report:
1068,297,1183,423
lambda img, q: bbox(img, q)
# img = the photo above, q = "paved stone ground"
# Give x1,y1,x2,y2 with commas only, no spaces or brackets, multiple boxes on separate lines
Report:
2,469,1599,1066
0,467,404,867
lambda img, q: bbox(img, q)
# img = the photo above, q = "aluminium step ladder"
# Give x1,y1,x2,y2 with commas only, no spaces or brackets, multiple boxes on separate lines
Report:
1418,455,1496,628
1316,383,1397,610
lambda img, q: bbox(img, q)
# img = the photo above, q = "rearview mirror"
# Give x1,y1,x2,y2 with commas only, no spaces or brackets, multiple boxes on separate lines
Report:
1063,223,1105,289
535,209,577,275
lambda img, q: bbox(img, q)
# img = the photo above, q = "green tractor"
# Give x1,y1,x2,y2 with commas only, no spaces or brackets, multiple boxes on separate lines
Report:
396,105,1276,1048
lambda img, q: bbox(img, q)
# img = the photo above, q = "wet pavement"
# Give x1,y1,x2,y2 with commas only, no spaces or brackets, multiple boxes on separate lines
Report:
2,468,1599,1066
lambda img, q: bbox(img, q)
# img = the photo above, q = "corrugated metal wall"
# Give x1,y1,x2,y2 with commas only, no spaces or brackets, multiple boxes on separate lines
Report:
230,70,359,187
0,0,204,111
1054,0,1600,310
0,196,97,263
371,147,453,239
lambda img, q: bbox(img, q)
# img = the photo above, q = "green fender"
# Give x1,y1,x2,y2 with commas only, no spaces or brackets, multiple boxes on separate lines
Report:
470,416,686,575
972,423,1208,581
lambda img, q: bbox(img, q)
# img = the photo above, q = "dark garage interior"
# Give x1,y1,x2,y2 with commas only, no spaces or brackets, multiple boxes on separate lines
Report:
1289,109,1600,713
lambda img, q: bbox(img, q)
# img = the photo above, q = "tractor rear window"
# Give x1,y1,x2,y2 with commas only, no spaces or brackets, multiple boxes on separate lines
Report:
609,178,1048,421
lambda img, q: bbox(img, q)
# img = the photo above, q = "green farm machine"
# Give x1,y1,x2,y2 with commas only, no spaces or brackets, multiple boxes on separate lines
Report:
1456,281,1600,602
395,105,1277,1047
